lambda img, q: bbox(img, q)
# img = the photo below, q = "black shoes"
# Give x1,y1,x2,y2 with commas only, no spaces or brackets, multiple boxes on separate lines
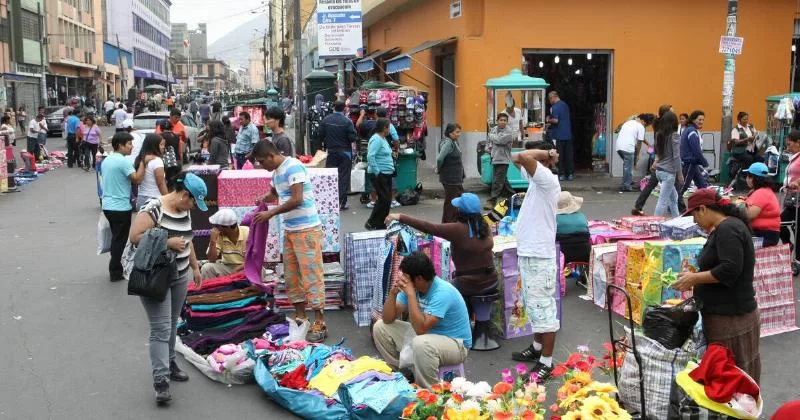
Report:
529,362,554,384
169,361,189,382
154,376,171,405
511,344,542,363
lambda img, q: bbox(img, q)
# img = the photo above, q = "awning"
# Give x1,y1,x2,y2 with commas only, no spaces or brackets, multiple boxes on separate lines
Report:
354,48,399,72
323,59,339,73
384,37,457,75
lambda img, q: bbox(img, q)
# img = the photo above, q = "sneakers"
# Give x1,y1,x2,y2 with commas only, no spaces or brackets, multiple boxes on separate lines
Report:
511,344,542,363
529,362,554,384
154,376,171,405
340,203,350,211
567,175,574,181
306,321,328,343
559,175,566,181
169,360,189,382
391,200,401,208
631,209,645,216
366,201,376,208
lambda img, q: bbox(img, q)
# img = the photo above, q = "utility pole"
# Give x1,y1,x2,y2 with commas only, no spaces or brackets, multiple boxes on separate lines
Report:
116,34,126,99
38,2,47,106
267,2,274,89
293,0,304,154
262,32,268,90
720,0,738,169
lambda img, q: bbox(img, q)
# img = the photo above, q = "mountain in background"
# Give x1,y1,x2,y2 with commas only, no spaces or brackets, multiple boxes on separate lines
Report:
207,15,268,68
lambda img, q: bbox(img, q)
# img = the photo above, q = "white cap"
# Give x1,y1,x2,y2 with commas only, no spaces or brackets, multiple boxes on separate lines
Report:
208,208,238,227
122,119,134,129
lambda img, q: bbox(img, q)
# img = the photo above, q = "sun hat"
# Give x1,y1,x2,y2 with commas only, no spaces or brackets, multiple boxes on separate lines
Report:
180,172,208,211
743,162,769,178
208,208,238,227
556,191,583,215
452,193,481,215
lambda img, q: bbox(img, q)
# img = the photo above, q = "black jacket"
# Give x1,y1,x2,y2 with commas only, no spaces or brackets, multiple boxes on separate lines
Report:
320,112,357,152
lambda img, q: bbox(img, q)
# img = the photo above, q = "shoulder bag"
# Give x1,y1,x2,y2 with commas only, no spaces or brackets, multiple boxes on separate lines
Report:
127,206,176,302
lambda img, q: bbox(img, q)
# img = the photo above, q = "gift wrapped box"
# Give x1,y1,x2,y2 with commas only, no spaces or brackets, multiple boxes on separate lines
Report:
660,241,704,302
433,237,456,281
589,243,617,308
625,282,644,325
614,241,645,287
615,216,666,235
636,238,705,317
319,213,341,253
659,217,701,240
308,167,339,215
217,169,272,207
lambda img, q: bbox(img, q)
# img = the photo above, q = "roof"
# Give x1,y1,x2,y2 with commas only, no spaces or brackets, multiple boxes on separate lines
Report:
485,69,549,89
766,93,800,102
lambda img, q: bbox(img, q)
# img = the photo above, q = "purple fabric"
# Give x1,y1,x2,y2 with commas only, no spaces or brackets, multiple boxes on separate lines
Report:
267,323,289,338
242,202,269,283
343,370,397,385
181,309,285,354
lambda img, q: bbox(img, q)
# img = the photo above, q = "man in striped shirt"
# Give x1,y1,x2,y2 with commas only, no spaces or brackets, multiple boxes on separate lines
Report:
252,141,328,343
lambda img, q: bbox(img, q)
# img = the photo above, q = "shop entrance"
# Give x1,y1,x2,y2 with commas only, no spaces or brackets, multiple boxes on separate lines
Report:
438,54,456,137
523,50,613,173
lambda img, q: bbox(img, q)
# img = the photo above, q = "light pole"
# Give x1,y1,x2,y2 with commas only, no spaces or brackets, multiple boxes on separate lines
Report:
720,0,738,172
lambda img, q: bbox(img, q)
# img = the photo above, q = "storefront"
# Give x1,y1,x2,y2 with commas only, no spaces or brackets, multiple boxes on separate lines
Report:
4,73,42,115
362,0,796,177
47,64,99,106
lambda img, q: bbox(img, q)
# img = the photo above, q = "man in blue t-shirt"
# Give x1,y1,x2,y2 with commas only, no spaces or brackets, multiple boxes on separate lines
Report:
546,91,573,181
373,252,471,388
101,132,147,282
64,110,81,168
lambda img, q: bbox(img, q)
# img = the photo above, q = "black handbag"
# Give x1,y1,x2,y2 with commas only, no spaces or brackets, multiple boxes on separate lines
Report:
127,251,176,301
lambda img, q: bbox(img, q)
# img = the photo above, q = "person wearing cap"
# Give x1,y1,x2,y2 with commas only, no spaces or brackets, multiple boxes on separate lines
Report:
734,162,780,246
555,191,591,265
385,192,498,303
672,187,760,384
129,171,208,404
201,209,249,279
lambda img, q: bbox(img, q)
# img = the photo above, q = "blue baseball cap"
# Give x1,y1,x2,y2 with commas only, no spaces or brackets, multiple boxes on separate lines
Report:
452,193,481,215
180,172,208,211
744,162,769,178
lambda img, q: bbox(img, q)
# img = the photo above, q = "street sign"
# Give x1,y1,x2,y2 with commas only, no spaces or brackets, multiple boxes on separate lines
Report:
719,36,744,55
317,0,362,57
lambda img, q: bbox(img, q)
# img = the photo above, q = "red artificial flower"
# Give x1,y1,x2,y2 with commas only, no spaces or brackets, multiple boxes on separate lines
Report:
402,402,418,418
451,393,464,404
493,382,513,395
565,352,583,368
551,364,569,377
426,416,437,420
521,410,537,420
494,412,514,420
575,360,592,372
442,382,452,392
431,383,444,394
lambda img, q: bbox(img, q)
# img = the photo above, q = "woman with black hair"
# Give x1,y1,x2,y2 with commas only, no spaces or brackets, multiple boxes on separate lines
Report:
385,192,498,300
654,111,683,217
207,120,230,168
730,111,762,167
680,110,710,195
158,120,181,189
134,133,168,210
438,123,465,223
672,188,760,384
365,118,395,230
736,162,780,246
780,131,800,261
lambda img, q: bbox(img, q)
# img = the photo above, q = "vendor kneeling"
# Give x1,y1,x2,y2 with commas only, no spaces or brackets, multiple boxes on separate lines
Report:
373,251,471,389
201,208,250,279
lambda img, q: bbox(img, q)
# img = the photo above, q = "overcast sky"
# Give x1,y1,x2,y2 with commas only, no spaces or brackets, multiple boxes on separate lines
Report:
170,0,267,44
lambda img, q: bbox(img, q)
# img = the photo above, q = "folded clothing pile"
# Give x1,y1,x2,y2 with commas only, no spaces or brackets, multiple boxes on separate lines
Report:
272,262,346,312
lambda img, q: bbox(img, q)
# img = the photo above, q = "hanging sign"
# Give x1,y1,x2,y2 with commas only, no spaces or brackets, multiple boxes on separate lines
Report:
317,0,363,58
719,36,744,55
450,0,462,19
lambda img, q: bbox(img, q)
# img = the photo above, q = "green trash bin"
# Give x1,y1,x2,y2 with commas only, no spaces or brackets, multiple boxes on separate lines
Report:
396,150,418,192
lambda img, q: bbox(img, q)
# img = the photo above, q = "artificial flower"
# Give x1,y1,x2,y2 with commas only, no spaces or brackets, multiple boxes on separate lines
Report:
515,389,525,399
450,377,467,393
549,403,560,412
501,368,514,384
444,407,488,420
577,344,590,353
565,352,583,367
466,381,491,398
516,398,531,407
551,364,569,377
426,416,437,420
493,382,513,395
515,363,528,376
431,383,444,394
493,411,513,420
536,392,547,403
586,382,616,394
451,392,463,404
520,410,538,420
486,398,501,413
561,412,583,420
579,396,612,419
402,402,417,418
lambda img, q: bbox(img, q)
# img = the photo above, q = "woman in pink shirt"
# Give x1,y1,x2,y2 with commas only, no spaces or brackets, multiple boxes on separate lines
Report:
737,162,780,246
80,115,102,171
780,130,800,258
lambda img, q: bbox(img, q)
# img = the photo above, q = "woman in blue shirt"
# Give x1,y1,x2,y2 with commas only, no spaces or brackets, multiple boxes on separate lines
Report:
556,191,591,264
365,119,395,230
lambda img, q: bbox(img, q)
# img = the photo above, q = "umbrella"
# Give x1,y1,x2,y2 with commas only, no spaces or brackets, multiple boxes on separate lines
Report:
144,85,167,91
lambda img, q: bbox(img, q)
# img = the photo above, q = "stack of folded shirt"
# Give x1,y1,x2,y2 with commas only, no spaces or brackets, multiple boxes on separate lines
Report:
273,262,346,312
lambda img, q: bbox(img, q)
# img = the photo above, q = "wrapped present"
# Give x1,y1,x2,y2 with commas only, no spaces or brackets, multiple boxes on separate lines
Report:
217,169,272,207
308,167,339,214
659,216,701,240
319,213,341,253
625,282,644,324
589,244,617,308
433,237,456,281
753,244,798,336
614,241,645,289
615,216,666,235
661,241,703,302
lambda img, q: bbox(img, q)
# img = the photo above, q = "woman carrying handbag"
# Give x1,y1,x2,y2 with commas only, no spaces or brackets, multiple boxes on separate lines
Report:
128,172,207,405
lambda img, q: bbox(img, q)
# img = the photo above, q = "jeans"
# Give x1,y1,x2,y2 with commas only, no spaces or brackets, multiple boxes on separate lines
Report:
654,170,680,217
367,173,392,229
140,271,190,381
103,210,132,278
235,153,250,170
490,164,514,202
557,140,574,176
82,142,98,168
66,134,78,167
441,183,464,223
26,136,37,158
326,150,352,208
681,163,709,195
618,150,634,189
136,195,156,211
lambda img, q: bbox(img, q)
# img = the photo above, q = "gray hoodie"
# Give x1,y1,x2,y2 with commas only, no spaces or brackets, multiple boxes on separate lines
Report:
489,125,514,164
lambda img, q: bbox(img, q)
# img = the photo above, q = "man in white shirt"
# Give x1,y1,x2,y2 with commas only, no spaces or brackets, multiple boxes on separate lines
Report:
615,114,654,192
112,104,128,132
509,141,561,382
503,94,526,144
27,114,46,160
104,98,115,122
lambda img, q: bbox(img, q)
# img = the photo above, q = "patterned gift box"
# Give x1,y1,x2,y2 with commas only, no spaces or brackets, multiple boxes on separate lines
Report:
759,304,799,337
433,237,456,281
615,216,666,235
614,241,645,287
625,282,644,325
343,230,387,326
308,167,340,215
217,169,272,207
753,244,796,312
661,241,703,302
589,244,617,308
659,217,701,240
319,213,341,253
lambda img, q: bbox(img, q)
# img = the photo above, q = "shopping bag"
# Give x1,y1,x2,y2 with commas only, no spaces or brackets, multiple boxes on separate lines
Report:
96,213,111,255
398,329,416,370
286,318,310,343
642,298,700,350
350,162,366,193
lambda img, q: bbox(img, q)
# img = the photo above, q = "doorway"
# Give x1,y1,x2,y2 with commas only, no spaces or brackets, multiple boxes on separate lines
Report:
439,54,456,137
523,50,613,173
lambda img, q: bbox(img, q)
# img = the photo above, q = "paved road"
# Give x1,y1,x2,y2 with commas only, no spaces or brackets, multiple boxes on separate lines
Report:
1,128,797,418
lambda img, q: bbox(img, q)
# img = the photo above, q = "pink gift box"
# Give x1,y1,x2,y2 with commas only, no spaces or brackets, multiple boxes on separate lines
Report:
217,169,272,207
308,168,339,215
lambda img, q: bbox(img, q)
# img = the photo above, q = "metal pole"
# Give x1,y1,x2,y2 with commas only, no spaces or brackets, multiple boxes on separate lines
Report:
293,0,304,154
720,0,738,171
38,2,47,106
792,41,797,92
116,34,126,99
267,3,274,89
263,32,268,90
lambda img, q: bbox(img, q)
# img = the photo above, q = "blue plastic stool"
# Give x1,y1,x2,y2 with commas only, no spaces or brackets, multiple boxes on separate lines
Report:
469,293,501,351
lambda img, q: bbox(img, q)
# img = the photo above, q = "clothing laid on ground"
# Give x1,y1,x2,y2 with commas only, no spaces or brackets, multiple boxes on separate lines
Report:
746,187,780,232
181,310,285,355
307,356,392,397
398,215,497,296
517,163,561,258
139,198,194,278
396,277,473,348
273,157,321,231
186,285,265,305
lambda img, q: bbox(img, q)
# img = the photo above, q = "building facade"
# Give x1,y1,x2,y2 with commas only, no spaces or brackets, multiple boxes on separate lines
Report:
174,58,233,92
248,37,266,90
170,22,206,60
105,0,173,91
361,0,797,178
102,42,133,101
6,0,46,113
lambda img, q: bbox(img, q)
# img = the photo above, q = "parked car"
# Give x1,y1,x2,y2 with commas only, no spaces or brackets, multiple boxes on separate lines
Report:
44,106,68,136
133,111,204,162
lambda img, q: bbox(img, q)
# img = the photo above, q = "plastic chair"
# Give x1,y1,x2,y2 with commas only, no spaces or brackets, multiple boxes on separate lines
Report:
438,363,465,382
469,293,501,351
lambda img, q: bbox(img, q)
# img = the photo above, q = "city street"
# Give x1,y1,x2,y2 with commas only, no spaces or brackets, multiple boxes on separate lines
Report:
1,127,798,419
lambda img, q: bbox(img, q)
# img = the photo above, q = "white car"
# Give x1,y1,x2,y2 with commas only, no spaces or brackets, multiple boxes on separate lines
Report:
132,112,204,162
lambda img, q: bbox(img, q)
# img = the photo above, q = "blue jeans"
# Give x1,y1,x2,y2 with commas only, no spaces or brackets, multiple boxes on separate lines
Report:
618,150,634,189
140,271,190,381
655,170,680,217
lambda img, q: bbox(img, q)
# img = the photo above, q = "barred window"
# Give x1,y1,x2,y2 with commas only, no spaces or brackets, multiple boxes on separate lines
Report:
20,10,40,41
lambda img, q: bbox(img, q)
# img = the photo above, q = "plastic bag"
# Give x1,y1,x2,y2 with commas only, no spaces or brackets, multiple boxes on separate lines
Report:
97,213,111,255
175,339,255,385
350,162,366,193
286,318,310,343
398,329,416,370
395,189,419,206
643,298,700,350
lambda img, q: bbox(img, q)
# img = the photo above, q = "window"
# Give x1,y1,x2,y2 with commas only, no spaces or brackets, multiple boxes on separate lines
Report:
134,48,164,73
20,10,40,41
139,0,169,24
132,14,169,49
208,64,214,77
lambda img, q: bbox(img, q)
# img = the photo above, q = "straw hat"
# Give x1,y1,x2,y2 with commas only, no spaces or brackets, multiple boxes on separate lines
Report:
557,191,583,215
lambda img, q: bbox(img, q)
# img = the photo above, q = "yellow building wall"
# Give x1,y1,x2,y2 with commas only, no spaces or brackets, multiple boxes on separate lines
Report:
365,0,796,133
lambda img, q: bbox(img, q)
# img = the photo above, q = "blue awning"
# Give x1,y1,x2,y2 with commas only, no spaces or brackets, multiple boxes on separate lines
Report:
384,37,457,74
355,58,374,73
354,48,399,73
345,61,353,71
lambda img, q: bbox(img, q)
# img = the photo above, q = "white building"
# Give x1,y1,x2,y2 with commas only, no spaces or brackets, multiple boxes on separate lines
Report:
105,0,175,88
248,38,266,90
